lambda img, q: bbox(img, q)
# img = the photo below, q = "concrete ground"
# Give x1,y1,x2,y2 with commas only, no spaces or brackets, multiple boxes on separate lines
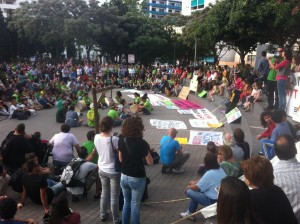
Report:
0,88,285,223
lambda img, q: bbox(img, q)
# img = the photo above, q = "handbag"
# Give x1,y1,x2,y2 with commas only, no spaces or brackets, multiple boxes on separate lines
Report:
111,136,121,172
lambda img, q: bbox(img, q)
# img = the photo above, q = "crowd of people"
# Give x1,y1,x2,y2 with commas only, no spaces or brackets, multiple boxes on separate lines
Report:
0,49,300,223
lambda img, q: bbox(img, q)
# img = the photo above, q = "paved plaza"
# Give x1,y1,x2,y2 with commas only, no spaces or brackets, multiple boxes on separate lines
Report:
0,89,277,223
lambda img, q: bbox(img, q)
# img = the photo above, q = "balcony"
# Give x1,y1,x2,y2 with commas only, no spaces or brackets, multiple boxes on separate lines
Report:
147,10,168,15
147,3,167,8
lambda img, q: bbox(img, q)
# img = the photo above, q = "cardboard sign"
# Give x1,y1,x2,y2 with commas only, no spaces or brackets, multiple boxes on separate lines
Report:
189,75,198,92
198,90,207,98
175,138,188,145
178,86,190,100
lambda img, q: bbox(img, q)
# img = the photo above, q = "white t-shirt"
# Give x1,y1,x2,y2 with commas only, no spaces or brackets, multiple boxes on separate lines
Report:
49,132,79,163
94,135,119,173
9,104,17,116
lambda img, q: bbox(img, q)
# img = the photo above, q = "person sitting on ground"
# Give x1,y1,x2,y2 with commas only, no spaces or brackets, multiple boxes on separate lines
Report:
180,152,227,221
82,130,101,199
115,91,122,104
107,105,123,127
49,192,80,224
256,111,276,140
1,123,35,175
65,105,83,128
238,79,252,106
20,159,66,214
9,98,30,119
197,141,217,176
56,101,68,123
261,110,292,160
0,196,37,224
217,176,260,224
273,135,300,223
117,99,130,119
82,92,92,109
233,128,250,160
217,145,242,178
241,156,298,224
49,124,80,175
0,165,10,196
242,82,262,112
133,92,140,105
208,80,219,102
137,96,152,115
86,103,99,128
223,133,245,161
65,146,98,202
218,73,229,96
160,128,190,174
0,99,9,116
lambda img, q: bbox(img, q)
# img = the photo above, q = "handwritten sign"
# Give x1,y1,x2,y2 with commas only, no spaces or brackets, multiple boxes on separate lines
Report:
225,107,242,123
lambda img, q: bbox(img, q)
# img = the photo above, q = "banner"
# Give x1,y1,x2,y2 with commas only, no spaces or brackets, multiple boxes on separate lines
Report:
188,130,223,146
286,72,300,122
150,119,187,129
192,108,217,121
225,107,241,123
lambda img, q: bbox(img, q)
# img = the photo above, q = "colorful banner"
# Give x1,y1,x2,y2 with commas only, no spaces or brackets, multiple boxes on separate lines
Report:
286,72,300,122
171,99,203,109
192,108,217,121
150,119,187,129
225,107,242,123
188,130,223,146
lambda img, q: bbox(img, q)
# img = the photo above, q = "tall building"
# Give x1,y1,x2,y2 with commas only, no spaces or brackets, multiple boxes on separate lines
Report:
145,0,182,19
182,0,216,15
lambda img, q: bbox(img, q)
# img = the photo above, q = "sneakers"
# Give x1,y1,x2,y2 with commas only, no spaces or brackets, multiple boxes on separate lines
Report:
180,211,196,221
172,168,185,174
100,213,109,222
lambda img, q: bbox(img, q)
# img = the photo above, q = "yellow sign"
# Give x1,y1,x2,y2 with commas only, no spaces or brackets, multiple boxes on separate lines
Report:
175,138,188,145
178,86,190,100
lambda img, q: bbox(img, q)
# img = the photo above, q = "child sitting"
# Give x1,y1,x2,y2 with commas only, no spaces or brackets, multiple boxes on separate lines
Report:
208,81,220,102
242,82,262,111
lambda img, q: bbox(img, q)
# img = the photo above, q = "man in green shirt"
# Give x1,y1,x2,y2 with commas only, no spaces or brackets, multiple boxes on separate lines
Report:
107,106,123,126
56,101,68,123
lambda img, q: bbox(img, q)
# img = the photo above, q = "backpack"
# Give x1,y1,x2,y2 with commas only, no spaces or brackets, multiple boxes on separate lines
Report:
60,159,86,187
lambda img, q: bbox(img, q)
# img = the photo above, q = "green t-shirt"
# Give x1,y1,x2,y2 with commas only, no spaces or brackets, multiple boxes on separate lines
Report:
267,57,283,81
134,97,140,104
83,141,98,164
144,100,152,112
57,99,63,109
83,96,91,106
108,109,119,119
56,107,67,123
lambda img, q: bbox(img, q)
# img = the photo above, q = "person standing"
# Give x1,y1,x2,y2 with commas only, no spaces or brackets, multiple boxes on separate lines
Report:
160,128,190,174
264,47,283,111
257,51,270,87
269,48,292,111
94,116,121,224
118,116,153,224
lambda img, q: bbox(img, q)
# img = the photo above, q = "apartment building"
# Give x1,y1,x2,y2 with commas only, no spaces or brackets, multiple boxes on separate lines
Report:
145,0,182,19
0,0,21,17
182,0,216,15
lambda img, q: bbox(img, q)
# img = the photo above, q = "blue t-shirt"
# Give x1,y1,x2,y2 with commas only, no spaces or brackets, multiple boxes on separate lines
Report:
197,168,227,200
160,136,180,165
271,121,292,141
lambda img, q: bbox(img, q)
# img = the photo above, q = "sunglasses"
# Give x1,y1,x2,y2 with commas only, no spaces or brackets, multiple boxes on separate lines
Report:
278,50,283,52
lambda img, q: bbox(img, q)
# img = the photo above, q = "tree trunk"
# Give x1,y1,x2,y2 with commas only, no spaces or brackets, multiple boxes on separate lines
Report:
239,51,246,67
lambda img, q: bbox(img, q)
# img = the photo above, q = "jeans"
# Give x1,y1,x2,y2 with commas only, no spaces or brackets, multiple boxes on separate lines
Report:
47,179,65,196
277,79,287,110
121,174,146,224
260,139,275,160
185,189,217,213
99,170,121,224
266,80,278,110
53,160,69,175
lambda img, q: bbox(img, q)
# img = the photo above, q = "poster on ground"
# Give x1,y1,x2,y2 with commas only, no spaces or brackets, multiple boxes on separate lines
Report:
225,107,242,123
150,119,187,130
188,130,223,146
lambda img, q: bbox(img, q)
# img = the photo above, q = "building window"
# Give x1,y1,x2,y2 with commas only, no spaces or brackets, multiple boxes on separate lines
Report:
159,8,165,12
160,1,165,4
152,7,156,11
168,9,173,12
152,0,156,3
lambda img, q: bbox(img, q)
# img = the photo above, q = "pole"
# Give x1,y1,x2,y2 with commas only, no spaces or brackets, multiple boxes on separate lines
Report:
92,87,100,134
194,38,197,67
173,42,176,66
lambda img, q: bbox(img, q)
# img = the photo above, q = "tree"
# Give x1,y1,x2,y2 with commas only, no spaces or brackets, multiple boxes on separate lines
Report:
0,10,11,62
